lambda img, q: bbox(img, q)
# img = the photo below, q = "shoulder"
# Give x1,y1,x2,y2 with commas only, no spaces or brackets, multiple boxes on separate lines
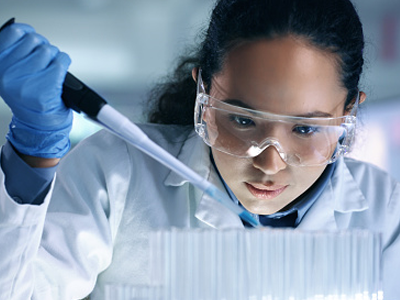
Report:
341,157,398,188
71,123,194,154
57,123,198,192
61,123,198,175
138,123,195,146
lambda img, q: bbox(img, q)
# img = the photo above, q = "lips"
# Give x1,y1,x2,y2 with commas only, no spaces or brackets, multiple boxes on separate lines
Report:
245,183,287,200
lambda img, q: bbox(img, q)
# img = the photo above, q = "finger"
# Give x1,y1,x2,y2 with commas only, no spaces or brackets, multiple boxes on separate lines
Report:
30,51,72,109
43,51,72,89
7,44,59,77
0,23,35,54
1,51,71,112
0,32,49,74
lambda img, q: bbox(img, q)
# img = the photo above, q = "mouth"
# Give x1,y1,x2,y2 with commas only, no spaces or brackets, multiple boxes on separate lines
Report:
245,183,288,200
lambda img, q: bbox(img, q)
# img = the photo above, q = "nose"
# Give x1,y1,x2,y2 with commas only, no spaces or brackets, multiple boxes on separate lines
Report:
252,145,287,175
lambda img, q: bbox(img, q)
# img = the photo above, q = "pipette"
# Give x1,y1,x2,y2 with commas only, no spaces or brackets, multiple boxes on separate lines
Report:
62,72,261,228
0,17,260,227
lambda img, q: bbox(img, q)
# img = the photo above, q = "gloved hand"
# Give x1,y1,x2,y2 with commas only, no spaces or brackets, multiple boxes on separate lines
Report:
0,22,72,158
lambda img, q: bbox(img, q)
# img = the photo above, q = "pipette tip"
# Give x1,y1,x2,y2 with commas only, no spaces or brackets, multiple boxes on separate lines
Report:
239,211,261,228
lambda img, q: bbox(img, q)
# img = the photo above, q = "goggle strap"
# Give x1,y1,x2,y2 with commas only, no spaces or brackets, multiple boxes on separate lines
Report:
197,69,205,93
349,91,360,117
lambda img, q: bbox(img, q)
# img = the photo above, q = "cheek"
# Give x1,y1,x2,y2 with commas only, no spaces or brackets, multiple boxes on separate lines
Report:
290,165,327,194
211,149,247,179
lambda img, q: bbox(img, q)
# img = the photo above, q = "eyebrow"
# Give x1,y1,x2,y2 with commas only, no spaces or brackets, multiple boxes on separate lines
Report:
295,111,333,118
224,99,333,118
224,99,255,110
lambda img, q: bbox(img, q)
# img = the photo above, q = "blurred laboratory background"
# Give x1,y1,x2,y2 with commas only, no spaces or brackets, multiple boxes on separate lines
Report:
0,0,399,181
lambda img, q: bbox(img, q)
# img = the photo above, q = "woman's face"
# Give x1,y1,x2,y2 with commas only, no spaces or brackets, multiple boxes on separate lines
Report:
209,37,350,215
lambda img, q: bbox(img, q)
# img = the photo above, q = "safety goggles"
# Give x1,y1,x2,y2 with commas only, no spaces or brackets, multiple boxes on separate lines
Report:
194,70,359,166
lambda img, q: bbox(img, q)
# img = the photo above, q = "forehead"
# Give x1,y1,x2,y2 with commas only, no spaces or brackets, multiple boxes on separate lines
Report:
211,37,347,116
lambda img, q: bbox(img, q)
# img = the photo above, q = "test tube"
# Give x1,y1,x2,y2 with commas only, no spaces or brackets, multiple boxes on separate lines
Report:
148,228,382,300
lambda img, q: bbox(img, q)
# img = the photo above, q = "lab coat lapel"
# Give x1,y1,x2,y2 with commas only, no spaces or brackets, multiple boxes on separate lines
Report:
193,165,245,229
163,132,244,229
296,180,337,230
331,158,369,213
298,158,369,230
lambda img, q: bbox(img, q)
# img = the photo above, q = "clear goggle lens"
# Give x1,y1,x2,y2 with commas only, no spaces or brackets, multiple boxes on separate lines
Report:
194,70,358,166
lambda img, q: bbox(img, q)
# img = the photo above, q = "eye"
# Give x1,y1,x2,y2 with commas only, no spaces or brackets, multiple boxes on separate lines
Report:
229,115,255,127
293,125,320,136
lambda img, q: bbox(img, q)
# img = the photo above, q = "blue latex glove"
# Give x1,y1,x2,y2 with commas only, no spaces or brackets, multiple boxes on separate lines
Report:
0,22,72,158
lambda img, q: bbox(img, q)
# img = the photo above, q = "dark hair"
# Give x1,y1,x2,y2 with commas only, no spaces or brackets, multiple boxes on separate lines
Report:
148,0,364,125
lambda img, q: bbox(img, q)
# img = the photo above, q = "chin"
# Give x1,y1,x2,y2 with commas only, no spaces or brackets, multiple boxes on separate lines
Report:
241,199,284,215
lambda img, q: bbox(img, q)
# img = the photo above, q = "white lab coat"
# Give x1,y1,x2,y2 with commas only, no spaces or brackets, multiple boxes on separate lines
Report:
0,123,399,300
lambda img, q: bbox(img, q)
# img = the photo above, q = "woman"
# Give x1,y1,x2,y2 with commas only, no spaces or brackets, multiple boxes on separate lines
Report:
0,0,399,299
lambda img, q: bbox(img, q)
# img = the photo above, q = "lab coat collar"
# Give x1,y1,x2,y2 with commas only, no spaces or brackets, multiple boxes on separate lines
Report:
331,157,369,213
297,157,369,230
163,131,244,229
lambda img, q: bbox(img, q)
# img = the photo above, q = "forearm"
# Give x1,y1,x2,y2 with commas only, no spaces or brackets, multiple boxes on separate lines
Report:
18,153,60,168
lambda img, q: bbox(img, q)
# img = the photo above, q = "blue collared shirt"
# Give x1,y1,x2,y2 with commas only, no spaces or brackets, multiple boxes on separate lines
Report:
1,141,56,205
